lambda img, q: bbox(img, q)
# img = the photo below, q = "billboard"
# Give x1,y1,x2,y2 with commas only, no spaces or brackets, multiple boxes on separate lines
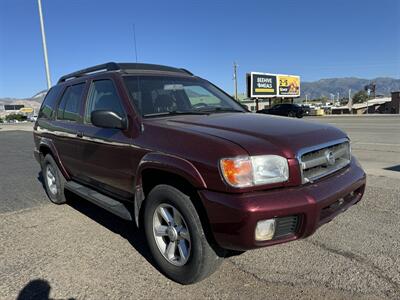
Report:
248,72,277,98
20,107,34,113
247,72,300,98
278,75,300,97
4,104,24,111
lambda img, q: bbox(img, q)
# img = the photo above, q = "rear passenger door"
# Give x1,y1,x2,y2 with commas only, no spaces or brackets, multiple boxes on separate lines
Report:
76,78,136,198
53,82,86,177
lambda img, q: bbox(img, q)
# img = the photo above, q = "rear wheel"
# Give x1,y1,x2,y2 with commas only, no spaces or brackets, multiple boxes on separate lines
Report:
42,154,67,204
143,184,222,284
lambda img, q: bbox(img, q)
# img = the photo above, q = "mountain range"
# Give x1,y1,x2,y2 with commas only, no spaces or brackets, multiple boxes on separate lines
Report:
300,77,400,100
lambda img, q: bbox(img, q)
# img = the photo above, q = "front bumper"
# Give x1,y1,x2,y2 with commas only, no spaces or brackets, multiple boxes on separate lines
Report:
199,158,366,251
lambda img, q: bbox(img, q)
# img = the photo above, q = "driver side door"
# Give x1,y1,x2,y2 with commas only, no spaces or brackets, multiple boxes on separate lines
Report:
75,77,136,198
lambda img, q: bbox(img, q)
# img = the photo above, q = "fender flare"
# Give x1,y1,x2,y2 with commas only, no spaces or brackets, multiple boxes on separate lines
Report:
38,137,71,180
133,152,207,226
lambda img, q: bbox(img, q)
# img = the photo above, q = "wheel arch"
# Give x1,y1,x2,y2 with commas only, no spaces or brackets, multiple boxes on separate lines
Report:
133,152,208,228
38,138,70,180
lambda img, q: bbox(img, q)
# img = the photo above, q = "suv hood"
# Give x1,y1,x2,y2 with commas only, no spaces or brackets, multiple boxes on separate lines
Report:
152,113,347,158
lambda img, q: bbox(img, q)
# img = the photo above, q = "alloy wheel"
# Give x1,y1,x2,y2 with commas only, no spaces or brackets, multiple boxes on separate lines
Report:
46,164,57,195
152,203,191,266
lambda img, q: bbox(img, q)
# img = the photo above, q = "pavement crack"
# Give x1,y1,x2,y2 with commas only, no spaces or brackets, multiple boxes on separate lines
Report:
225,258,384,298
307,240,400,293
226,258,295,287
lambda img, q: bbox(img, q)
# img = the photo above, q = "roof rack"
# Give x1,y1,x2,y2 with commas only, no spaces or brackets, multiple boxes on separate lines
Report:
180,68,193,76
58,62,119,83
57,62,193,83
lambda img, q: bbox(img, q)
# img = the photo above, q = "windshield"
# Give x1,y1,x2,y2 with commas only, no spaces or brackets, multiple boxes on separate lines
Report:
123,76,245,117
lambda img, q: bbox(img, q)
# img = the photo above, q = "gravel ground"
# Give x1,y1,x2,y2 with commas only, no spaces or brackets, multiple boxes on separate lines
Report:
0,116,399,299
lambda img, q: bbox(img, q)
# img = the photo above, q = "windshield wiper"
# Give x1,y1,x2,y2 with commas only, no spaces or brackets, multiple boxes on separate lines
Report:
195,107,244,113
143,110,210,118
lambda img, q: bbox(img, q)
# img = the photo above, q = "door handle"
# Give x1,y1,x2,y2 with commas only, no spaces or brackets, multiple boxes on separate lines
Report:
76,131,83,138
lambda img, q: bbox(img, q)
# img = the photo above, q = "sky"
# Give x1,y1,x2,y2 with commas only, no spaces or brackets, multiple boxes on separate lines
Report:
0,0,399,98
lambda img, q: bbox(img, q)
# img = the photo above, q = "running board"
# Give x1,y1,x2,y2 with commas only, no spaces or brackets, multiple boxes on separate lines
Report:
65,181,132,221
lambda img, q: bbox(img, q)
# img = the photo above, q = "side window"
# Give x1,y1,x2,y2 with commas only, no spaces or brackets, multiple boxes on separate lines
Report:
184,85,227,108
57,83,85,122
38,86,62,119
85,79,125,123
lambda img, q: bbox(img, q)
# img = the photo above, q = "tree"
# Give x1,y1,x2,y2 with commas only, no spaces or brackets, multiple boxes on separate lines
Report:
352,90,368,104
5,114,27,122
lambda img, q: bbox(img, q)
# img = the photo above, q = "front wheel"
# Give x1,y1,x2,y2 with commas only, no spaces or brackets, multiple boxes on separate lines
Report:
288,111,296,117
143,185,222,284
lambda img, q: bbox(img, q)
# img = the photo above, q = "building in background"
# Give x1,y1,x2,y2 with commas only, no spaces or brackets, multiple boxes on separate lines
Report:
332,92,400,115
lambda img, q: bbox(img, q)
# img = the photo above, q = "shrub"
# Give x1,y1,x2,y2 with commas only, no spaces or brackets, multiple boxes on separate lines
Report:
5,113,27,122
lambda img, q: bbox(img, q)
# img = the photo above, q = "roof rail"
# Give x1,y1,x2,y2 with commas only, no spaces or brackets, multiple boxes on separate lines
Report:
57,62,194,83
180,68,193,75
57,62,119,83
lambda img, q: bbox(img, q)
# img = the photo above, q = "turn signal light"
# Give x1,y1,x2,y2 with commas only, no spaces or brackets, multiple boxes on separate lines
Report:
220,157,253,187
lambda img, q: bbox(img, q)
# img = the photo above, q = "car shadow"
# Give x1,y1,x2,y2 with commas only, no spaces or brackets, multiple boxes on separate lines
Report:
37,171,46,190
64,190,156,268
384,164,400,172
36,173,156,269
17,278,75,300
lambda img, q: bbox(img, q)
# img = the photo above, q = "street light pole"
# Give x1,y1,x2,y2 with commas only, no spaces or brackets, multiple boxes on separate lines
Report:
37,0,52,89
233,62,238,101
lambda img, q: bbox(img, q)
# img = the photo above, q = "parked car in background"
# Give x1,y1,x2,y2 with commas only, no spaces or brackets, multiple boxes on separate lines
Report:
33,62,366,284
257,103,304,118
301,105,311,115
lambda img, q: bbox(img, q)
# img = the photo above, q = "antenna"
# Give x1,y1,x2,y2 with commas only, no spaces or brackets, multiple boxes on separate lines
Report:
133,24,138,62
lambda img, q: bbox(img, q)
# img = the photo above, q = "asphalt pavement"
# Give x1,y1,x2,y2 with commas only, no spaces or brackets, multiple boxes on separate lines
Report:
0,117,399,299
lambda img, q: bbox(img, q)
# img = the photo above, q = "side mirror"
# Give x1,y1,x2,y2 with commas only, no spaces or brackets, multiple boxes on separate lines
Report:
91,110,127,130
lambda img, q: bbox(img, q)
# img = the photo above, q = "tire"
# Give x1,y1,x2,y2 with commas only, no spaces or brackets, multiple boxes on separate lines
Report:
42,154,67,204
143,184,222,284
288,111,296,117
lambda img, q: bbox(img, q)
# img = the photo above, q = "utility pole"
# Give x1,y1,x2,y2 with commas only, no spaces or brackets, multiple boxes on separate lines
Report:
348,88,352,114
133,24,138,62
37,0,52,89
233,62,238,101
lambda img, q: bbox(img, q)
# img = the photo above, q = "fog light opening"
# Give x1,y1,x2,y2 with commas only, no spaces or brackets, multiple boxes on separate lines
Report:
255,219,276,241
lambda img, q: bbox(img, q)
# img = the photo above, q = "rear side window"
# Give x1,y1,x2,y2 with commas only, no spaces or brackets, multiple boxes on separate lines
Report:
84,79,125,123
38,86,62,119
57,83,85,122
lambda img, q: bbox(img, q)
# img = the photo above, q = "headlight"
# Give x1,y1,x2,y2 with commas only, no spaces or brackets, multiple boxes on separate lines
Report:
220,155,289,188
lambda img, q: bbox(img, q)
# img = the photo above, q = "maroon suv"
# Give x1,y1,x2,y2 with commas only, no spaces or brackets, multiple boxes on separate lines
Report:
33,62,366,284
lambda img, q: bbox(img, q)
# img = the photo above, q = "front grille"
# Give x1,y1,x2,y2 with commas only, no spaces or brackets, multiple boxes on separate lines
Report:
273,215,299,239
298,140,351,184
